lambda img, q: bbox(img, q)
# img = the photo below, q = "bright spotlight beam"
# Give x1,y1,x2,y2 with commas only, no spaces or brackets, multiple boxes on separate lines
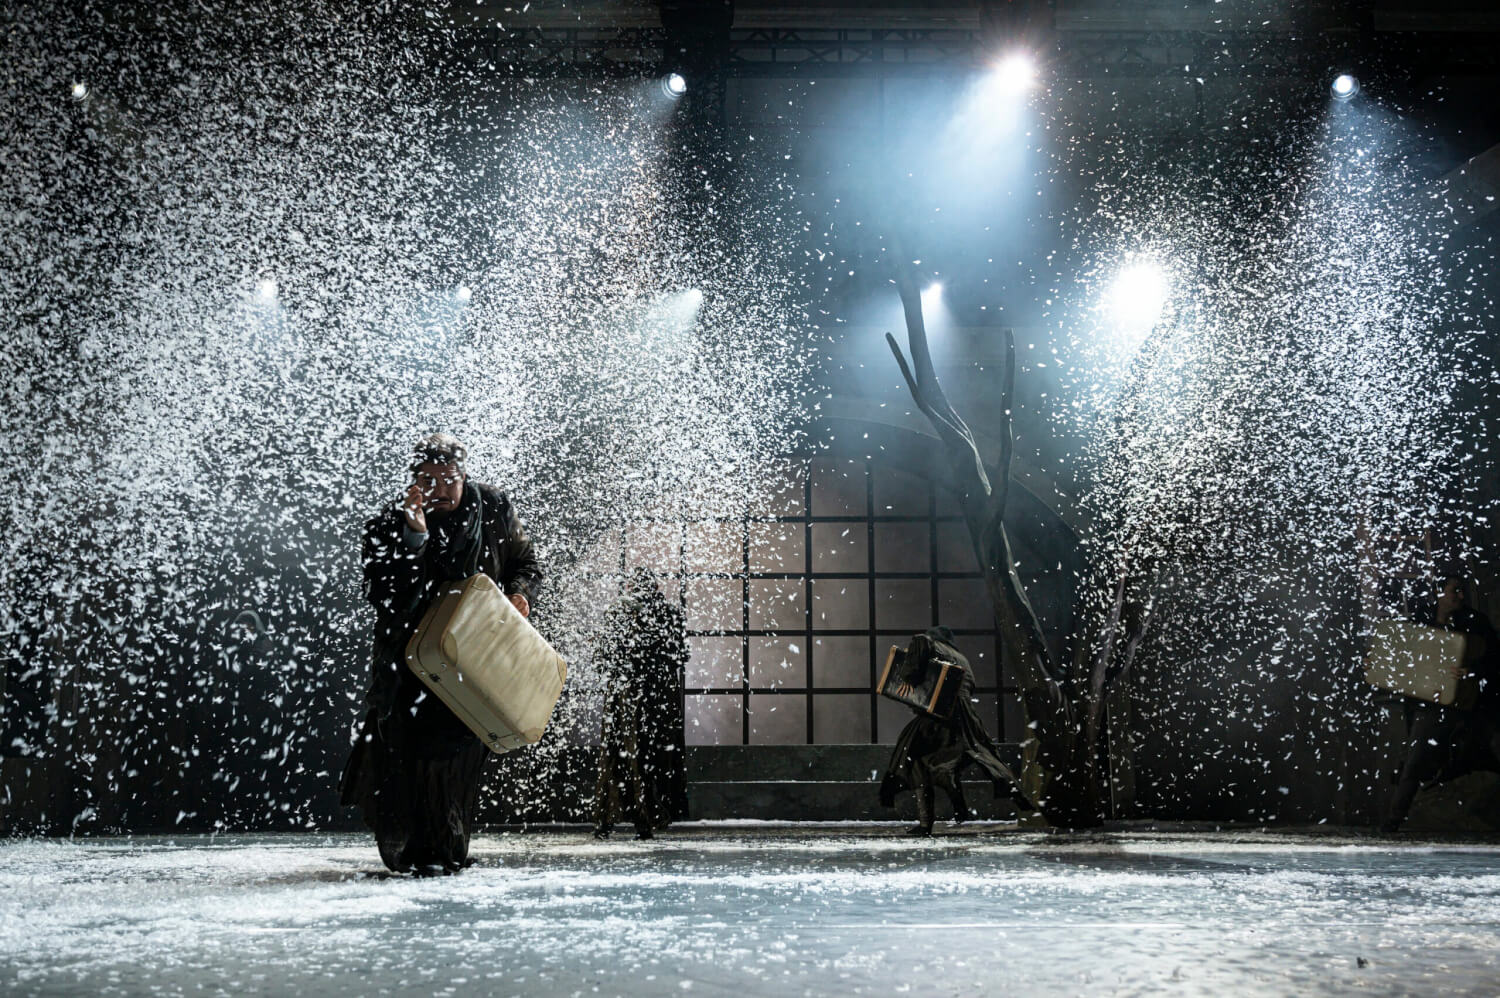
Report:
641,288,704,336
1331,74,1359,100
663,73,687,98
993,53,1036,97
1105,261,1169,334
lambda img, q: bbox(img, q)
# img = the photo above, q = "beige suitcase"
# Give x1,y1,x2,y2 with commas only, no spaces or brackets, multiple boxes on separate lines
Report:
405,573,567,752
1364,618,1474,708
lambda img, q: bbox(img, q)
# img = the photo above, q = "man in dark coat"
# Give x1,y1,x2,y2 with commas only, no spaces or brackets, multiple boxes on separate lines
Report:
1383,575,1500,832
880,626,1025,835
592,568,689,839
339,433,543,873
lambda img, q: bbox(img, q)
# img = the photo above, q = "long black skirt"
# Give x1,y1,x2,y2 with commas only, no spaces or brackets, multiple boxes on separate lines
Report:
340,689,490,873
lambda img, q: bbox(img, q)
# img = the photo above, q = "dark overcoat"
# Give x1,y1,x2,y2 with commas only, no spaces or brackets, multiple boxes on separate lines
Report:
879,627,1023,808
339,480,542,872
593,579,689,836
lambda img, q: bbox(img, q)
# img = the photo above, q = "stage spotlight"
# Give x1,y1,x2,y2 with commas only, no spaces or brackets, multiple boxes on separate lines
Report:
663,73,687,98
1331,74,1359,101
921,282,944,308
640,288,704,336
993,53,1036,97
1106,261,1169,332
455,285,473,302
70,81,88,101
255,278,278,303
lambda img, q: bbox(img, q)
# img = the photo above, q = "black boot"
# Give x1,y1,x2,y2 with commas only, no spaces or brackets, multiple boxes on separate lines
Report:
905,783,935,836
948,783,972,825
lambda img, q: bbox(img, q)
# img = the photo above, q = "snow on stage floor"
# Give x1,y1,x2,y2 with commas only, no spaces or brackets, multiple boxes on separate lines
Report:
3,824,1500,997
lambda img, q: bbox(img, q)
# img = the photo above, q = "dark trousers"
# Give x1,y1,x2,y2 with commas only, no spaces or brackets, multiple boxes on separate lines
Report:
910,770,971,828
1387,701,1500,829
342,695,490,873
594,733,653,838
1386,702,1460,828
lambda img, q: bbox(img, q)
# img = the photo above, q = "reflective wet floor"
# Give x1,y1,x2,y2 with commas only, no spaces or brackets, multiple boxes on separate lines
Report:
3,826,1500,996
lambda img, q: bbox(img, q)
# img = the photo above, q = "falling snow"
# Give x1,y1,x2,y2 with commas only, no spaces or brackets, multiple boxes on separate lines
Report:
3,2,813,830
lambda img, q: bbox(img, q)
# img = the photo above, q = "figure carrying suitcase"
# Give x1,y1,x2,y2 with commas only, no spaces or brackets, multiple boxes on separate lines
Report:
340,434,548,874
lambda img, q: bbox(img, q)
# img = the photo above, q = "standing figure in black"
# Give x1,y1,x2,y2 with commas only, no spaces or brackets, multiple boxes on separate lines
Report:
880,626,1023,836
1383,575,1500,832
340,433,543,873
592,567,689,839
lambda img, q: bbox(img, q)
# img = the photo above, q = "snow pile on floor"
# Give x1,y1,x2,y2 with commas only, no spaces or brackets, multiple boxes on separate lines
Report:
2,831,1499,996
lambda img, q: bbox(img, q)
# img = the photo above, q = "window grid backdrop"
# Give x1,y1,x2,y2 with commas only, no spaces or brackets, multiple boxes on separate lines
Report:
608,459,1015,746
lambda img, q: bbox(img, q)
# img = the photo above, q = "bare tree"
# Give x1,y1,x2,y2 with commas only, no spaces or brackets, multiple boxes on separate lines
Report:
885,255,1159,828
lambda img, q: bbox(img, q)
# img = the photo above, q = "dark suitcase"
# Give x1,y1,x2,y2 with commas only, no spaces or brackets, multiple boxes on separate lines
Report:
876,644,965,719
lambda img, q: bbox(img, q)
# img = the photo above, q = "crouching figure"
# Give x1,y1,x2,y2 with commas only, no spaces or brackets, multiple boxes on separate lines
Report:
880,626,1024,835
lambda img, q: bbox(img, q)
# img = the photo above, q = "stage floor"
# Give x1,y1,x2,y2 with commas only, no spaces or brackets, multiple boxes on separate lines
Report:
3,824,1499,996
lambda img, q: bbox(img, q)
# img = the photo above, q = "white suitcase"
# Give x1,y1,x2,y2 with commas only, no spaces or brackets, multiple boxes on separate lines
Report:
1364,618,1473,708
405,573,567,752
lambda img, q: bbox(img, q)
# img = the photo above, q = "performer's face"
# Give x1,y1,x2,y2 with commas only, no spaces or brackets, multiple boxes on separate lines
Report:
1437,578,1465,624
414,460,465,518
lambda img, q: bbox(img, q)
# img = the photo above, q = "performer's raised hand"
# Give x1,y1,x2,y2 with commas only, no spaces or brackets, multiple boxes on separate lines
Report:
403,480,428,534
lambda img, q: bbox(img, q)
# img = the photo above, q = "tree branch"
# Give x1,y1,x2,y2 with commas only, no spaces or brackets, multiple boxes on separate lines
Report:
885,238,1102,825
886,239,992,499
